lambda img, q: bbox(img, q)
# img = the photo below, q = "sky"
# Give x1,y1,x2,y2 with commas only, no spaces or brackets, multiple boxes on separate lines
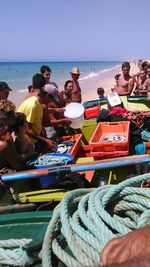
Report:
0,0,150,61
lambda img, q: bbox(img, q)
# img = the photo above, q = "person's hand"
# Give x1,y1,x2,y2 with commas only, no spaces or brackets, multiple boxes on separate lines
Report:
63,118,72,125
1,132,12,142
44,138,56,148
57,107,65,113
100,225,150,266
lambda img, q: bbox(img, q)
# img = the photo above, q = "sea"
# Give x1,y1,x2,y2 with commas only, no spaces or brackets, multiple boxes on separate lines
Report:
0,61,121,106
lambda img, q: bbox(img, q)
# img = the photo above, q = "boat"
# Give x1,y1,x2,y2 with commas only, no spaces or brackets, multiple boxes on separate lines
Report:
0,210,52,266
83,95,150,111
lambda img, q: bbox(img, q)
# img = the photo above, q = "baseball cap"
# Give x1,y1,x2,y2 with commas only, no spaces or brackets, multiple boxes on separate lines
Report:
44,84,60,102
0,82,12,92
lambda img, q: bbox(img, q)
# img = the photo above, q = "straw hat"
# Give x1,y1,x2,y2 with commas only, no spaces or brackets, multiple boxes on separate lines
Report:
70,67,80,75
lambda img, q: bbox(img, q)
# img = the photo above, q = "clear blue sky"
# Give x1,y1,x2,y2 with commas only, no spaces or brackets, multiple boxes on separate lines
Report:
0,0,149,61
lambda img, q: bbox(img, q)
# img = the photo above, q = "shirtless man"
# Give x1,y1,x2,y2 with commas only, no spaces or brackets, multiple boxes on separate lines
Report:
70,67,82,103
115,62,135,96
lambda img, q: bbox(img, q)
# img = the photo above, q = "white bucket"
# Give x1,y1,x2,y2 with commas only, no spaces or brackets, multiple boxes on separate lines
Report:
64,102,85,129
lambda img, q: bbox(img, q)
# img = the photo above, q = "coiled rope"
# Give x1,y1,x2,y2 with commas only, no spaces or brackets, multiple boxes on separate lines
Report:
42,173,150,267
0,238,35,266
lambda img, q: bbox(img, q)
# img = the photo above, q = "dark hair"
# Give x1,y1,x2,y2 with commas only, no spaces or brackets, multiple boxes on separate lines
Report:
141,61,148,70
61,90,71,98
97,87,104,94
64,80,73,90
40,65,51,74
32,73,46,89
114,74,121,80
28,85,34,92
11,112,26,132
147,64,150,69
122,61,130,70
0,111,8,128
37,89,47,98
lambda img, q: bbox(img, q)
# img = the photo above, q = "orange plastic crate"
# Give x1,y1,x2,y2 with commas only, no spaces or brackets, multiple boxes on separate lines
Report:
90,146,129,160
58,134,82,157
85,105,100,119
89,121,130,153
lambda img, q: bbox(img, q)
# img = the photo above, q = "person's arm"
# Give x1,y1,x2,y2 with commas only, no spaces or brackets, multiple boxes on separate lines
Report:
48,107,65,113
146,79,150,100
128,78,135,94
101,256,150,267
47,112,72,128
1,141,21,171
25,123,55,148
100,225,150,266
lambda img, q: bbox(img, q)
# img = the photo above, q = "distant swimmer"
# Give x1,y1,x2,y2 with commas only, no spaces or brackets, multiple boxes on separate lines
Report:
115,62,135,96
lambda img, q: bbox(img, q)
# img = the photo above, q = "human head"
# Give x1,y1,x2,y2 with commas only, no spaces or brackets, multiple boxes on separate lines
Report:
141,61,148,71
44,84,60,103
40,65,52,83
11,112,27,133
70,67,80,81
97,87,105,98
64,80,73,93
0,82,12,100
0,99,16,127
27,85,34,92
32,73,46,90
114,74,121,81
61,90,71,105
122,62,130,76
139,70,146,81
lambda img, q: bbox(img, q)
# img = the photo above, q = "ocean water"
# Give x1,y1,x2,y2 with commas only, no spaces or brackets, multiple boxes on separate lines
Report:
0,61,121,106
0,61,121,91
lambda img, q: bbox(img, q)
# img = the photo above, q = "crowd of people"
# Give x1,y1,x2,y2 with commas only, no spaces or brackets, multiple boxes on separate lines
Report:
96,60,150,99
0,65,82,172
1,60,150,173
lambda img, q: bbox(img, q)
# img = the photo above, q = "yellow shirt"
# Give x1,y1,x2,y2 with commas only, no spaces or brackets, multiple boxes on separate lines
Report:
18,96,43,145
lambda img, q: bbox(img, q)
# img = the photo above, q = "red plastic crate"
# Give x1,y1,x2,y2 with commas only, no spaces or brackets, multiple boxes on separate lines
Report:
85,105,100,119
58,134,82,157
89,121,130,153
